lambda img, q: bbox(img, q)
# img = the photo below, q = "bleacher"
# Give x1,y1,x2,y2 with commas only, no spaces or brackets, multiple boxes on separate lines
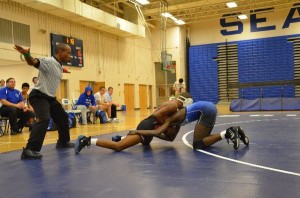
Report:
229,80,300,111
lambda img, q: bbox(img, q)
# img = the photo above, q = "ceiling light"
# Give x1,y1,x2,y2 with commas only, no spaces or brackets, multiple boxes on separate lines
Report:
135,0,150,5
238,14,248,19
226,2,237,8
128,0,150,5
161,12,185,26
161,12,173,18
175,20,185,25
170,16,178,21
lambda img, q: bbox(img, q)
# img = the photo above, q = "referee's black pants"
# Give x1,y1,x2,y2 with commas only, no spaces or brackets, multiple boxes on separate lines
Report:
26,90,70,151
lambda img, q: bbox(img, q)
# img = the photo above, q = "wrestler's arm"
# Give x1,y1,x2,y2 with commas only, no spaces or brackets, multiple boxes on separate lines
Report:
152,102,177,124
128,120,171,137
128,108,185,137
156,125,181,142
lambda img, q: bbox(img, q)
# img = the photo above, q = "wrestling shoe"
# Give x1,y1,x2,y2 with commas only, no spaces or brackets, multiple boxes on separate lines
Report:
112,135,122,142
75,135,91,154
236,126,249,146
225,126,240,150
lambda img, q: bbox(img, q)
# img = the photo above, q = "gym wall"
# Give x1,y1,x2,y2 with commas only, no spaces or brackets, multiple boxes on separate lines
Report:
0,1,154,109
188,5,300,103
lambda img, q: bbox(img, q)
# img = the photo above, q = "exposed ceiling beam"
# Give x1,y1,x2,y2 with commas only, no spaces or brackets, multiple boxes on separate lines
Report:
181,2,295,24
146,22,156,28
143,1,208,15
82,0,300,25
93,0,124,14
172,0,294,19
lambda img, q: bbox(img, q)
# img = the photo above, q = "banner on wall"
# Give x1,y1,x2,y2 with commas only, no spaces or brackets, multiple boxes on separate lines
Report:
220,6,300,36
190,4,300,45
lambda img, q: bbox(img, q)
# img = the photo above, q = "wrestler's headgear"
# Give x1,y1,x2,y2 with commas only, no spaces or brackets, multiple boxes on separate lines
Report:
169,96,176,101
177,95,193,107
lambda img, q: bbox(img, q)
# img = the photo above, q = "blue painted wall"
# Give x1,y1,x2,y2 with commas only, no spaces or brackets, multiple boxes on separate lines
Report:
189,44,219,103
237,35,295,98
189,34,298,102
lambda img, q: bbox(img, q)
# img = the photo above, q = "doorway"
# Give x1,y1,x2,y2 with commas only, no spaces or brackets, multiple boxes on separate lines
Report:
139,84,147,110
56,79,68,102
148,85,152,109
124,83,134,111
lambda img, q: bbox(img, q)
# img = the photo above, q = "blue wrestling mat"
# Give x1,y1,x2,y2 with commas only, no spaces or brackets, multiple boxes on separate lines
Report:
0,113,300,198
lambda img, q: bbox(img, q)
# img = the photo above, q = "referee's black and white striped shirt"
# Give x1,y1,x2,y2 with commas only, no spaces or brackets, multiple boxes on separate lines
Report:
34,57,63,97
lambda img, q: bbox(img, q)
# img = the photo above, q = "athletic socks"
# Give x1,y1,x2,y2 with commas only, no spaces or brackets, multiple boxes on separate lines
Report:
220,130,226,139
91,138,98,145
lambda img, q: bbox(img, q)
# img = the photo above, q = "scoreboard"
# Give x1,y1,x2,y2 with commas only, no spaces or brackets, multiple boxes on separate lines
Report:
50,33,84,67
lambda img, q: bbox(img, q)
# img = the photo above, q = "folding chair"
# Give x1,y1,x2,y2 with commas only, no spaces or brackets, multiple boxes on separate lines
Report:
0,116,9,136
61,98,82,123
71,98,95,124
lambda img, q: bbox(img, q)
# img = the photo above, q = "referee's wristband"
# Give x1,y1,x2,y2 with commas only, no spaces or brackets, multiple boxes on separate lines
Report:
23,52,31,59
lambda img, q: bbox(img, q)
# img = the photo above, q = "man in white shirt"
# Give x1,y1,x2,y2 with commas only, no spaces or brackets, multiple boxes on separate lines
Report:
104,87,119,122
173,78,186,98
94,86,112,121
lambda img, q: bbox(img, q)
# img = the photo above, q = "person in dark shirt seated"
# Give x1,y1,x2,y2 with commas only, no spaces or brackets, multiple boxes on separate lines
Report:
21,82,35,130
0,78,35,135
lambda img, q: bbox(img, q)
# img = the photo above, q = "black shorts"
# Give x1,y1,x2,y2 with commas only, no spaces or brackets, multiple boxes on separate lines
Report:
135,115,156,145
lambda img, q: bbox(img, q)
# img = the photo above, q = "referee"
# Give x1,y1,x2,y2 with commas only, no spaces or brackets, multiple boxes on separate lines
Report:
14,43,74,160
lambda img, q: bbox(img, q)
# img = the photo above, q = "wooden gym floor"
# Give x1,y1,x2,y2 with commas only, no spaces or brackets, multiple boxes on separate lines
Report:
0,108,152,153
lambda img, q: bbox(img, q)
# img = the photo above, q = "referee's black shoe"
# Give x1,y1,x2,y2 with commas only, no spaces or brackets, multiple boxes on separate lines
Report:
56,141,75,149
21,148,43,160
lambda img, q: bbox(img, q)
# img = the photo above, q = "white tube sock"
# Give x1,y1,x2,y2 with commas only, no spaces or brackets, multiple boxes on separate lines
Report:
220,130,226,139
91,138,98,145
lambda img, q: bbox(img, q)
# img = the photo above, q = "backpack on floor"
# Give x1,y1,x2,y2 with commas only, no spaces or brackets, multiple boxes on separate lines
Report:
68,112,77,128
47,119,58,131
47,112,77,131
95,110,107,124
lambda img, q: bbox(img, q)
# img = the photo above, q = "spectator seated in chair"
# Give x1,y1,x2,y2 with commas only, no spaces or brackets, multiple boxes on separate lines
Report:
75,86,97,125
94,86,112,122
21,82,36,131
104,87,120,123
0,78,35,135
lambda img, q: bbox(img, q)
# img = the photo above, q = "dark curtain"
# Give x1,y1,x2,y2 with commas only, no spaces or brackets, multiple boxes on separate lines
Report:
186,37,191,92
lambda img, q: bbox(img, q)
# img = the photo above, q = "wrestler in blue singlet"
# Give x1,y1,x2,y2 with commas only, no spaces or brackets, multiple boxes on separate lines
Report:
180,101,217,128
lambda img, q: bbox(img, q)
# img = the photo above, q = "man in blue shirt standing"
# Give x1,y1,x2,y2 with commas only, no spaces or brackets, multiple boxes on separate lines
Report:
0,78,35,135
